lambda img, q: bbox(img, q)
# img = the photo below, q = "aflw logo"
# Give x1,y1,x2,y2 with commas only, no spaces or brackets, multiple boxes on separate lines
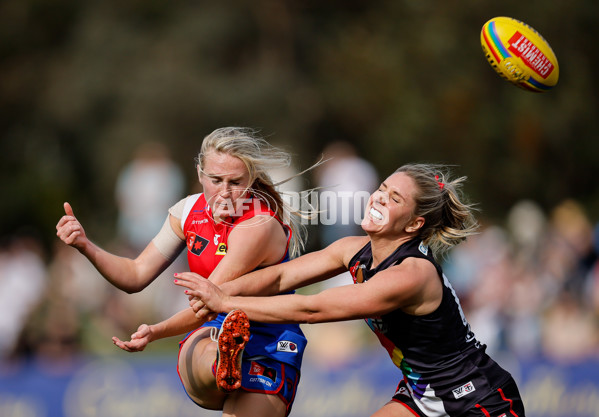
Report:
276,341,297,353
452,381,475,399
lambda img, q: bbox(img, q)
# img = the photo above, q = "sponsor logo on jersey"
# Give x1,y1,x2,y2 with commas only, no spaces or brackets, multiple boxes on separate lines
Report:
215,243,227,255
277,341,297,353
186,232,209,256
418,241,428,256
191,219,208,225
452,381,475,399
249,361,277,382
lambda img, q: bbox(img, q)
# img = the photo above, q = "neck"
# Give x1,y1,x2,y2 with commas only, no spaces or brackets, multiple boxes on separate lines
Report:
369,234,415,268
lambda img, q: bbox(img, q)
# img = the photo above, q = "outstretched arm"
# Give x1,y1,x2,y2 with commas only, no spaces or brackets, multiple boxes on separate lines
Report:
217,236,367,296
177,256,442,325
56,202,185,293
113,307,212,352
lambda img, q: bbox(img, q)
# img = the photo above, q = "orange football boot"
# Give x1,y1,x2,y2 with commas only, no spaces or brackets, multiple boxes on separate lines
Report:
214,309,251,392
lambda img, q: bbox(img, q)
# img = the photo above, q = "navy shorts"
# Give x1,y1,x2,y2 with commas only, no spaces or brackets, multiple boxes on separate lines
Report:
392,376,525,417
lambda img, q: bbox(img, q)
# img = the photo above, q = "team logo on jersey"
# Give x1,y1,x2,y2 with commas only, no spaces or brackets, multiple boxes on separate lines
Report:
186,232,209,256
350,262,366,283
418,241,428,256
452,381,475,399
276,341,297,353
395,386,410,397
249,361,277,382
367,317,388,333
215,243,227,255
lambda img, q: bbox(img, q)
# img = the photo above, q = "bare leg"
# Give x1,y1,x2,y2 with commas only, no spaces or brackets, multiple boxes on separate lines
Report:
178,323,287,417
178,327,226,409
223,391,287,417
370,401,421,417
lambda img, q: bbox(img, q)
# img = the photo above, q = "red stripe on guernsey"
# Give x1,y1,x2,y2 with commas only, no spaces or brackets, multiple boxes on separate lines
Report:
498,388,520,417
390,399,421,417
475,404,491,417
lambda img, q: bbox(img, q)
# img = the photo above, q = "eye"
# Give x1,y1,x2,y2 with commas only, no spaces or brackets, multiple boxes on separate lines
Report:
212,178,222,184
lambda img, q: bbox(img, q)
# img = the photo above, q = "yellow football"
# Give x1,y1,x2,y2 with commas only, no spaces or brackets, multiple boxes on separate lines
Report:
481,16,559,92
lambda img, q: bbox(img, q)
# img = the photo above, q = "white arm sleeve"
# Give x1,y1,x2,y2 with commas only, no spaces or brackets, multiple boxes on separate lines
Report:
150,197,189,261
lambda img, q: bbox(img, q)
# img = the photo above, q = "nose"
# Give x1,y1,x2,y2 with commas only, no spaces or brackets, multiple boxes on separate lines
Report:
219,183,233,198
373,189,387,205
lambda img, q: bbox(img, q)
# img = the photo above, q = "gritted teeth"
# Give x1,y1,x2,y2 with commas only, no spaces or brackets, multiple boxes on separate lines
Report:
370,207,383,220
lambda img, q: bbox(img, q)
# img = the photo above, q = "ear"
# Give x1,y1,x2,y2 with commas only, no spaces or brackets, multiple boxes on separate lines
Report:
405,217,425,233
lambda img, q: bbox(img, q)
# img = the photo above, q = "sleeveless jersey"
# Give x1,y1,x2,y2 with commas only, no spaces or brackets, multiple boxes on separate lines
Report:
348,238,513,415
181,193,306,370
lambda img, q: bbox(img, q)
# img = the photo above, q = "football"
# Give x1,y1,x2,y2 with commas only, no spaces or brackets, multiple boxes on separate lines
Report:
480,16,559,92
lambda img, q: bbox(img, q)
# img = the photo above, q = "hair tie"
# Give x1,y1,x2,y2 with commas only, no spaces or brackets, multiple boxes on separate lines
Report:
435,175,445,190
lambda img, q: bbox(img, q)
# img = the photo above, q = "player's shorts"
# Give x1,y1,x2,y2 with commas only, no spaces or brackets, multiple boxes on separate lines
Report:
239,355,300,415
178,331,301,416
391,376,525,417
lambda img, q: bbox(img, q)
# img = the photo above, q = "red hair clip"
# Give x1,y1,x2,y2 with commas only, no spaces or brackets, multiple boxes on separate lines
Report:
435,175,445,190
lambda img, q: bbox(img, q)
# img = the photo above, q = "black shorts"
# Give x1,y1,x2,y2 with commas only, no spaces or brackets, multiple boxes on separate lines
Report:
392,376,525,417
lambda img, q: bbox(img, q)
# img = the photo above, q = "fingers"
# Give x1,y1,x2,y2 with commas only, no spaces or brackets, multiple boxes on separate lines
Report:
174,277,200,291
196,310,218,321
192,299,205,313
112,337,134,352
56,202,84,245
112,336,145,352
64,202,75,217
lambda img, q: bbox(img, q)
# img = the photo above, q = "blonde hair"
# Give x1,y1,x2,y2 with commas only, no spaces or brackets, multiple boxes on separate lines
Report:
395,163,479,258
197,127,310,258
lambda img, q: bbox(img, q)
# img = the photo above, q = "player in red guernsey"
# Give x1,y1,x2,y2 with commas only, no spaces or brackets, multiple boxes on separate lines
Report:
176,163,526,417
56,127,313,417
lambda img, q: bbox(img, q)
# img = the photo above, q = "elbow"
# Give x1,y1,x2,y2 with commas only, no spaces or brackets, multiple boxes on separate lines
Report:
120,281,147,294
304,311,320,325
301,297,324,324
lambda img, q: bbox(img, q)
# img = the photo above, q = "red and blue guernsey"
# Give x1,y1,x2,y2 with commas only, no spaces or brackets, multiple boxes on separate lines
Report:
180,193,306,370
348,238,517,416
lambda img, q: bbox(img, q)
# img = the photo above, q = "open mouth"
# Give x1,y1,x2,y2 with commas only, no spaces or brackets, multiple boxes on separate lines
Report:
369,207,384,221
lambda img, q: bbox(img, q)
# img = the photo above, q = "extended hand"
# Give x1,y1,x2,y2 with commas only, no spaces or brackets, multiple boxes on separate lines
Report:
56,202,88,250
174,272,229,318
112,324,153,352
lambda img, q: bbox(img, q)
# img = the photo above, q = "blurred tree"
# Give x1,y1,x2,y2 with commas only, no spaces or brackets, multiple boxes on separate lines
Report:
0,0,597,251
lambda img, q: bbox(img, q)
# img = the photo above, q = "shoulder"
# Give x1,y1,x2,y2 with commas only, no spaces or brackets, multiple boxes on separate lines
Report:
169,193,203,219
326,236,370,267
394,256,438,278
229,215,287,244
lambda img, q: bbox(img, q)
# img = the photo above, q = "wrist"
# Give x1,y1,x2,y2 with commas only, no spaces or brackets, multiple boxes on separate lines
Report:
147,324,159,342
221,295,235,314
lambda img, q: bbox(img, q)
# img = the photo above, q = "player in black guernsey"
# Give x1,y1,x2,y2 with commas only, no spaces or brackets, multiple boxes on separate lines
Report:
176,163,526,417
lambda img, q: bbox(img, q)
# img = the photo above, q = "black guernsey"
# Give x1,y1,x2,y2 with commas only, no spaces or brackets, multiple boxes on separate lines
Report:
348,238,514,416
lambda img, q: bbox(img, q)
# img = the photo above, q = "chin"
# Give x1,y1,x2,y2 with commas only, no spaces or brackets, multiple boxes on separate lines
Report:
361,219,380,234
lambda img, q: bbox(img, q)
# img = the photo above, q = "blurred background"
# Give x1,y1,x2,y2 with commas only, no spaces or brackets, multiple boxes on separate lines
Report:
1,1,598,416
